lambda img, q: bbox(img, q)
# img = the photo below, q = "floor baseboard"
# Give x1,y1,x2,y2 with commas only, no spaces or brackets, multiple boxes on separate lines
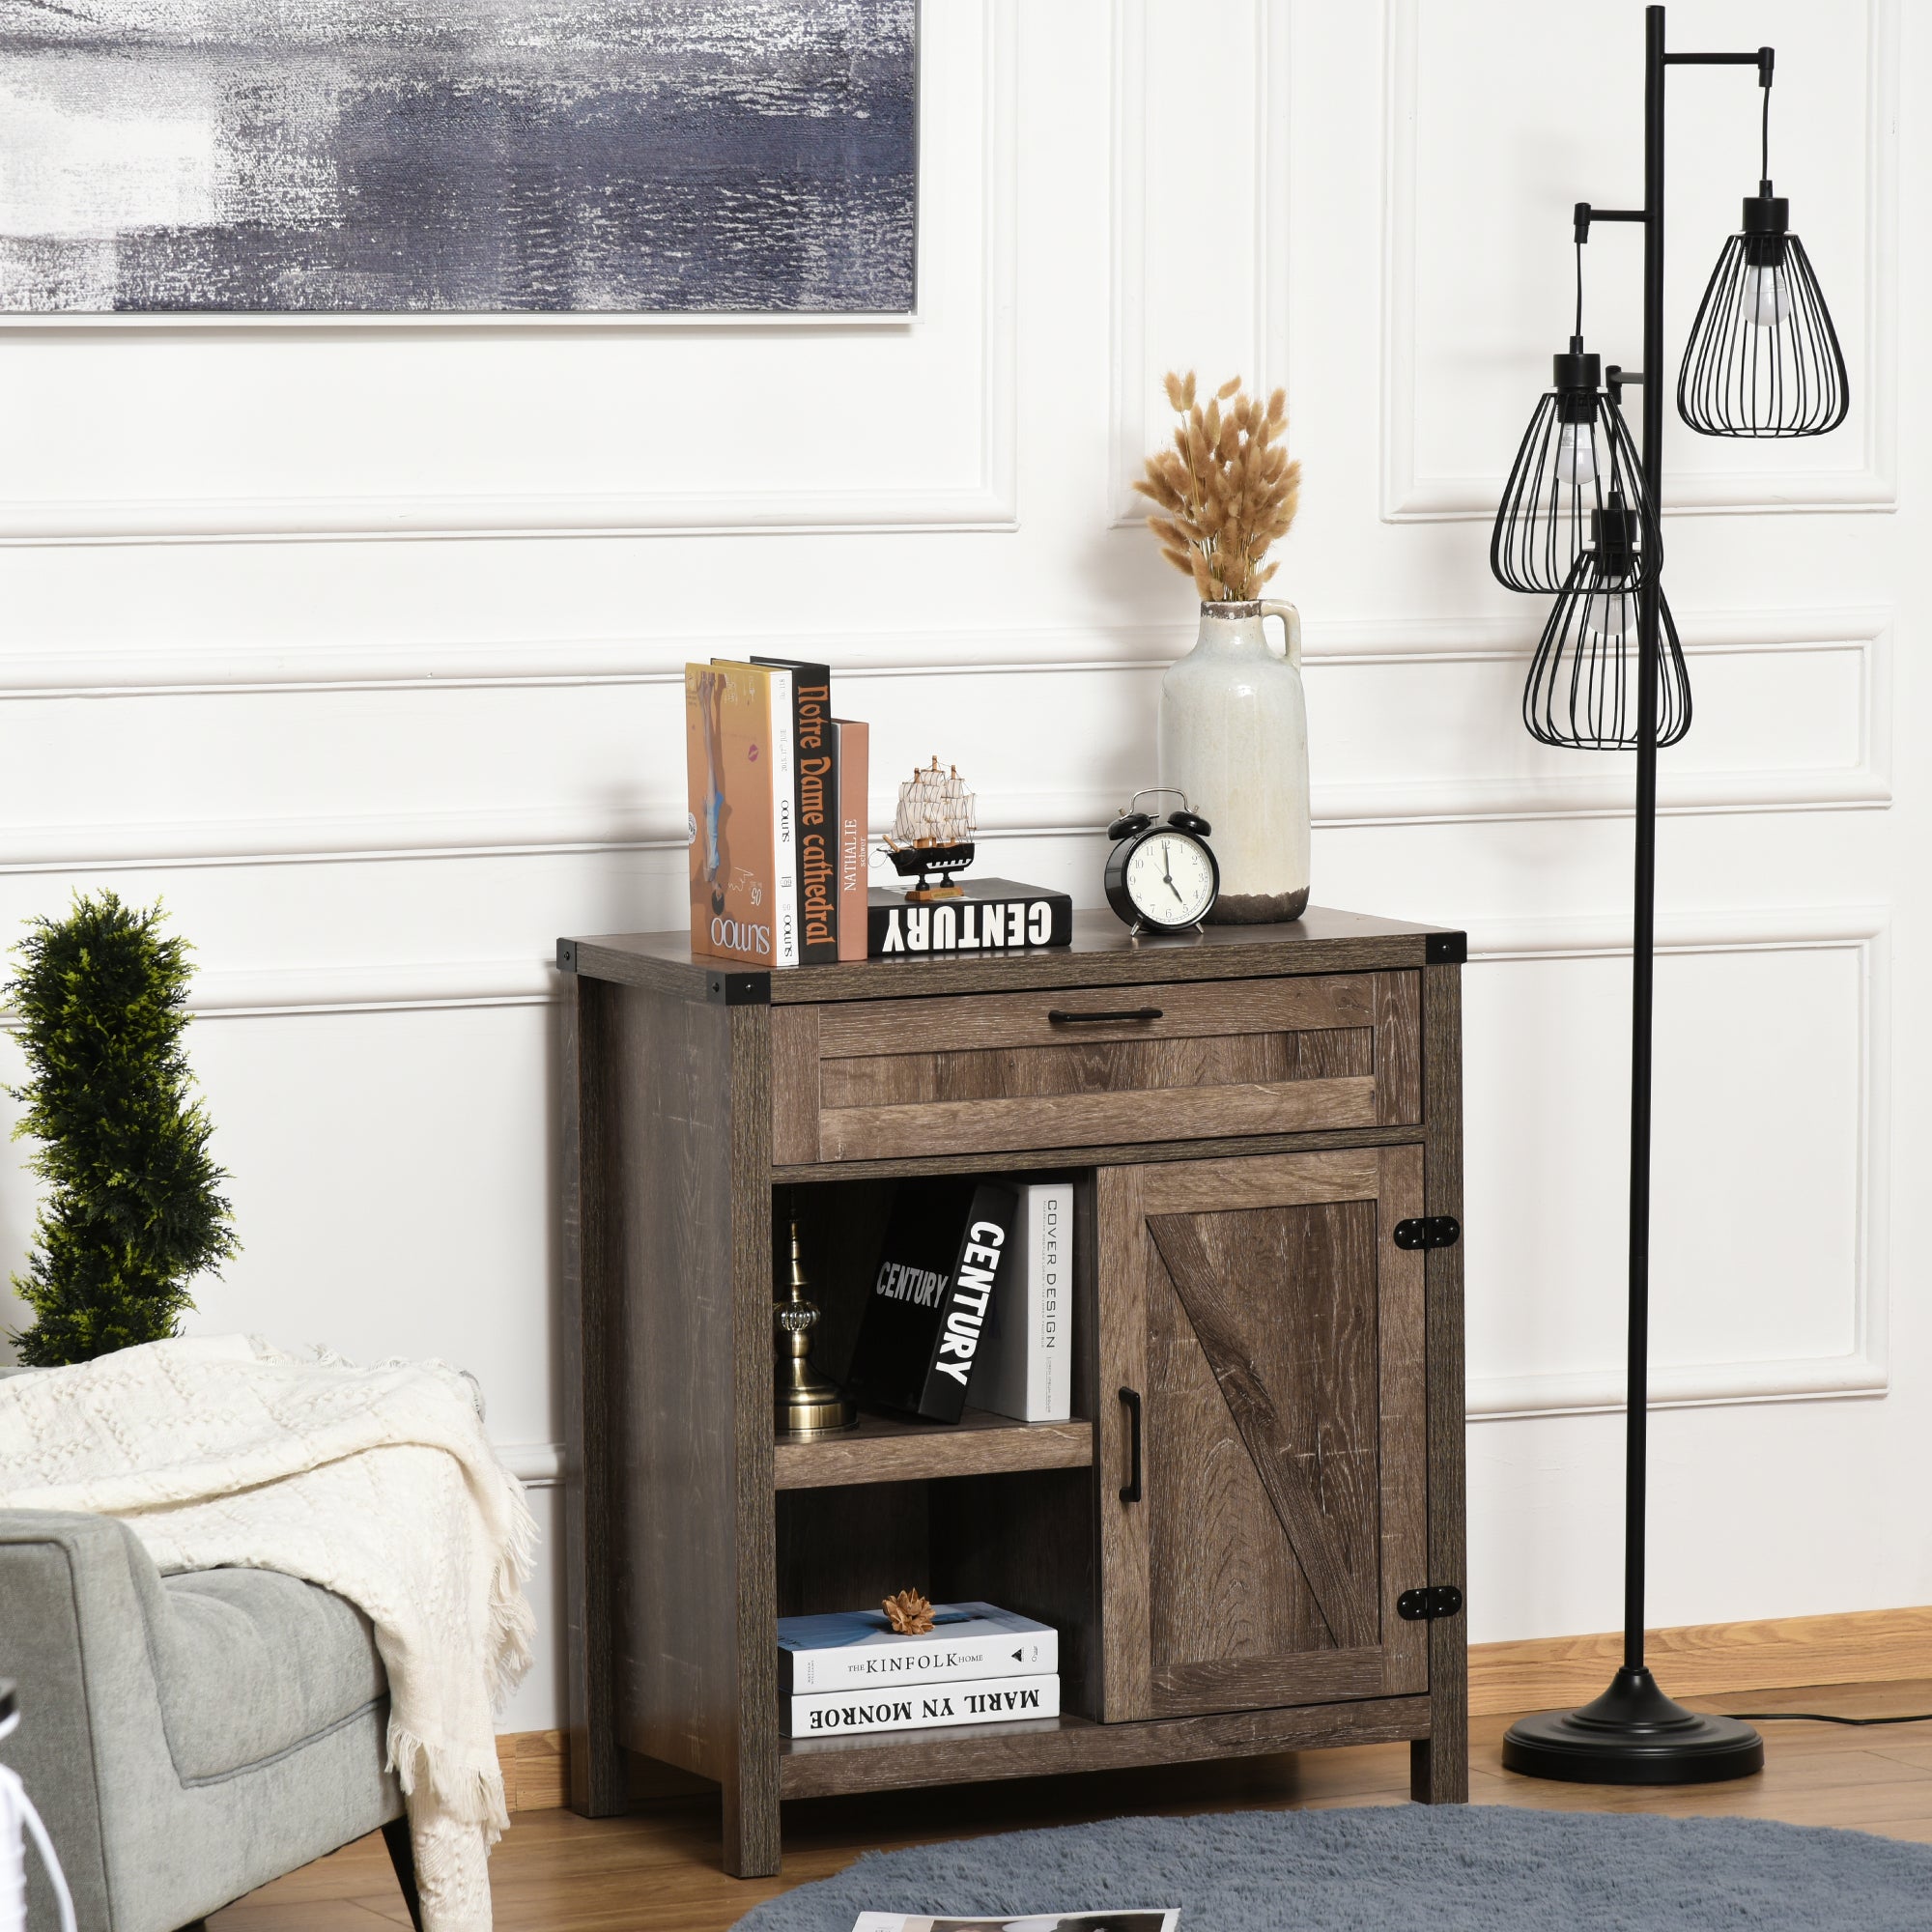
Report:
492,1604,1932,1811
1469,1605,1932,1717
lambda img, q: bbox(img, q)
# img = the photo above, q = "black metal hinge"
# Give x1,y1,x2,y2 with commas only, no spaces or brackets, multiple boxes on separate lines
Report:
1398,1584,1463,1623
1393,1215,1461,1251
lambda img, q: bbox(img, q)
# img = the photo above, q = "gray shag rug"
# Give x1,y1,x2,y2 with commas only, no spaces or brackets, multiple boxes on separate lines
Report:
732,1805,1932,1930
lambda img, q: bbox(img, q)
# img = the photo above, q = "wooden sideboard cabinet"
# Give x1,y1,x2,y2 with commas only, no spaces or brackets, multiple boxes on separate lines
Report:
557,908,1467,1877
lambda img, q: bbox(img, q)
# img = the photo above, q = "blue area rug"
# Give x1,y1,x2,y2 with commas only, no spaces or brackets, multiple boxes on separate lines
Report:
733,1804,1932,1930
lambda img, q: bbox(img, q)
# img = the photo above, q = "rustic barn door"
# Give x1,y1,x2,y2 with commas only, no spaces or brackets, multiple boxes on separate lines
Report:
1095,1149,1430,1719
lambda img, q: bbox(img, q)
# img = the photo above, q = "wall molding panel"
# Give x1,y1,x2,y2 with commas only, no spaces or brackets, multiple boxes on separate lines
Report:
1463,905,1890,1422
1108,0,1291,527
0,606,1885,874
0,3,1018,549
1379,0,1898,521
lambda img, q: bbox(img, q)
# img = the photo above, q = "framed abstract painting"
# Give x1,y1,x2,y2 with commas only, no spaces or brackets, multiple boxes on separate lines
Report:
0,0,917,315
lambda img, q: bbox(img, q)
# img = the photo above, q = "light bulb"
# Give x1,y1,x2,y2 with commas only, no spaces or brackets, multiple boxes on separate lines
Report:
1741,262,1791,328
1554,420,1598,486
1584,584,1636,648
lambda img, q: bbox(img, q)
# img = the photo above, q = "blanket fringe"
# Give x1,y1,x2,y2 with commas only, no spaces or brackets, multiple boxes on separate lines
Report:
388,1724,513,1841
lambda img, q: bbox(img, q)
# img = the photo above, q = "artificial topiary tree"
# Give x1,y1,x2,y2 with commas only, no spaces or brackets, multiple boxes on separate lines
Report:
7,893,239,1366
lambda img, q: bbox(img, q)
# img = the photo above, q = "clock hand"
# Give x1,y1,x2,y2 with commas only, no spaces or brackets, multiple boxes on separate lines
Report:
1163,849,1183,902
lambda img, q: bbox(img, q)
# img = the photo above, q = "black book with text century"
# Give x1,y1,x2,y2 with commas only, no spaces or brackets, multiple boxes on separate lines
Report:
844,1178,1021,1423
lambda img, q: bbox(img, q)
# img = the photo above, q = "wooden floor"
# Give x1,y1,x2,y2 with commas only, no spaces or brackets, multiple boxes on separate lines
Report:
211,1682,1932,1932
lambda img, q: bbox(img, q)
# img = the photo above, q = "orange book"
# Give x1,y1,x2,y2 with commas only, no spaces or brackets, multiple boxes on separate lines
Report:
687,662,796,965
832,719,869,961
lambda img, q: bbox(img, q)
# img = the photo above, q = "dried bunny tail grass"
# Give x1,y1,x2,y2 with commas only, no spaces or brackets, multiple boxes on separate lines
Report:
1141,370,1300,598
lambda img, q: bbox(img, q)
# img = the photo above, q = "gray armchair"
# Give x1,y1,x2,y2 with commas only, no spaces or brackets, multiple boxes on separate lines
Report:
0,1510,423,1932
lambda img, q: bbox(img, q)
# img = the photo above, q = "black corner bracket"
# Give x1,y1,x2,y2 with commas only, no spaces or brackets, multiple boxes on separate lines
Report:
1425,931,1468,966
555,939,579,974
706,971,771,1007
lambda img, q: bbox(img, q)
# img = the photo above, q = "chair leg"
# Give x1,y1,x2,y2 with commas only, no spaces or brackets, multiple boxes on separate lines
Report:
381,1815,426,1932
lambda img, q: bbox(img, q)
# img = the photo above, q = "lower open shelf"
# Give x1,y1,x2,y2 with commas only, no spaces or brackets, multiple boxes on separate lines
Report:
773,1406,1094,1490
776,1697,1435,1800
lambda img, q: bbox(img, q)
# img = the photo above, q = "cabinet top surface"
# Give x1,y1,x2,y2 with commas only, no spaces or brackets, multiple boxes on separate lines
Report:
561,906,1464,1005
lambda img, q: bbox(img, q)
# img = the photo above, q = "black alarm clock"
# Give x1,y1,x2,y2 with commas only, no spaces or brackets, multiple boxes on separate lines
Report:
1103,789,1219,934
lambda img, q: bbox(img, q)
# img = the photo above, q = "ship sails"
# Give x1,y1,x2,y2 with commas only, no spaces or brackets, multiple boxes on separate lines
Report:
891,757,977,850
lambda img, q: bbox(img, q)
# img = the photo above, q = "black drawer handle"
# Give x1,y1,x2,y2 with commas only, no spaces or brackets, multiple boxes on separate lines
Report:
1119,1387,1143,1503
1048,1007,1163,1025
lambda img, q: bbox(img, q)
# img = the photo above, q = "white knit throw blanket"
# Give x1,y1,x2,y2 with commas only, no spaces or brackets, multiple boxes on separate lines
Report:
0,1335,536,1932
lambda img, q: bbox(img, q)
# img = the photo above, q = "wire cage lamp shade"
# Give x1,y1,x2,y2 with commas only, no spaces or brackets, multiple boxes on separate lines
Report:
1677,200,1847,436
1677,71,1847,438
1492,345,1661,593
1521,501,1690,751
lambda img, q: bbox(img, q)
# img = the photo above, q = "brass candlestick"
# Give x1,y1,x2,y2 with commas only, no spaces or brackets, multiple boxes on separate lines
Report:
774,1219,856,1437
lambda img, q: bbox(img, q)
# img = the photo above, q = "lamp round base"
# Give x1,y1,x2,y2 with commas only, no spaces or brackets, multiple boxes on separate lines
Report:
1502,1666,1764,1785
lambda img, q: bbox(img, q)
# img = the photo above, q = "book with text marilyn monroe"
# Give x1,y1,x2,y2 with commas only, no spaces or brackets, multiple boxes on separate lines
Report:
684,660,798,967
778,1601,1057,1694
869,877,1072,957
842,1178,1021,1423
750,656,838,964
783,1672,1059,1739
967,1180,1072,1424
851,1911,1179,1931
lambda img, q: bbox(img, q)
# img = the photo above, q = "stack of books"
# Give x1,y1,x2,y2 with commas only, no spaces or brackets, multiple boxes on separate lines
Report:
844,1177,1073,1426
681,658,1072,965
779,1601,1059,1740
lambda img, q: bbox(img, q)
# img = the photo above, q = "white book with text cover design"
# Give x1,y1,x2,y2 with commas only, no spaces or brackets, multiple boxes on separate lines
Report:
778,1601,1057,1694
784,1672,1059,1739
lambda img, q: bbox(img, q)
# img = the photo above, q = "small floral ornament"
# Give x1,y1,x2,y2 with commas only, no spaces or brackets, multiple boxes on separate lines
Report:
881,1587,936,1634
1134,371,1302,603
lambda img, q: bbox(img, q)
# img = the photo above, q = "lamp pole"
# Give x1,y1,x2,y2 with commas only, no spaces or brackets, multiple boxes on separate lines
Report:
1501,4,1768,1784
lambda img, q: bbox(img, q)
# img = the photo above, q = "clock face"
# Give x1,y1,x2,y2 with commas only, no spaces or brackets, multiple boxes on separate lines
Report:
1124,830,1216,928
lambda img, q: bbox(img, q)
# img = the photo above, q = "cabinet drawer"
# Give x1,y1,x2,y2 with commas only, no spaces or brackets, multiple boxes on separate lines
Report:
771,971,1420,1164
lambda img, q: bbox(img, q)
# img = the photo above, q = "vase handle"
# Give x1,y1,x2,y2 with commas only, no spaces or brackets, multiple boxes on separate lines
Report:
1260,600,1301,669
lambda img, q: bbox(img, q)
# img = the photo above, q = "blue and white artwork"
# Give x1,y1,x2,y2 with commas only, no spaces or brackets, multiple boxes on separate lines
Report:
0,0,917,313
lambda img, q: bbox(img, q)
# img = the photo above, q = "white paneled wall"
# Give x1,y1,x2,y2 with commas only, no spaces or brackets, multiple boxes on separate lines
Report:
1,0,1924,1734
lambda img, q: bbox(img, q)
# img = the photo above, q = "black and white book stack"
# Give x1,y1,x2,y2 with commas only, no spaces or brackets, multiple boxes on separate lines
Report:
778,1601,1059,1739
843,1176,1073,1425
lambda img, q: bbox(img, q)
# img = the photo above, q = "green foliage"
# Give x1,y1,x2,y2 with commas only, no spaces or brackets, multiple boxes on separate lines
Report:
7,893,239,1367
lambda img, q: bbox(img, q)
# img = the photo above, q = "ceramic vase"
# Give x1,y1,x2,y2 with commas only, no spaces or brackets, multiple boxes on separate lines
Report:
1157,599,1310,923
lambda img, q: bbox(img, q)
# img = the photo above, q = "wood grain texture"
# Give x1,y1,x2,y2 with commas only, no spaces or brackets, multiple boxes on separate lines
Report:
818,1075,1378,1161
776,1695,1434,1799
1377,1145,1431,1699
818,1029,1371,1110
1411,958,1468,1805
567,907,1453,1004
1374,970,1423,1124
496,1730,567,1814
1134,1148,1381,1215
1148,1211,1378,1657
773,1408,1094,1489
1469,1605,1932,1716
725,1004,781,1877
776,1122,1422,1185
1152,1648,1389,1708
814,974,1377,1058
1095,1164,1151,1722
557,979,625,1816
769,1004,821,1167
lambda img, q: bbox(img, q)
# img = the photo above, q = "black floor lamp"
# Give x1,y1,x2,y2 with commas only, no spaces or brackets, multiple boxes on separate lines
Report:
1489,5,1849,1784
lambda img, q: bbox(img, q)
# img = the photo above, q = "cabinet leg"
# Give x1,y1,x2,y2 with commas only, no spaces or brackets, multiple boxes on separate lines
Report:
1410,1730,1468,1804
723,1758,782,1878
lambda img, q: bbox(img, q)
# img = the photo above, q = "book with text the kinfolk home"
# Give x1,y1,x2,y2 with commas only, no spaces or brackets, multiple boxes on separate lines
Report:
751,657,838,964
782,1672,1059,1740
691,660,797,966
843,1178,1021,1423
967,1181,1073,1424
777,1602,1057,1694
685,661,793,966
852,1913,1179,1932
832,718,869,961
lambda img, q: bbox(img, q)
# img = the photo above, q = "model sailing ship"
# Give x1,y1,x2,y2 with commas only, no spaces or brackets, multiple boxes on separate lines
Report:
885,756,977,899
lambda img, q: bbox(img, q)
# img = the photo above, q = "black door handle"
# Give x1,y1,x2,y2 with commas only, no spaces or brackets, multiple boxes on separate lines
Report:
1118,1386,1143,1503
1048,1007,1163,1025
